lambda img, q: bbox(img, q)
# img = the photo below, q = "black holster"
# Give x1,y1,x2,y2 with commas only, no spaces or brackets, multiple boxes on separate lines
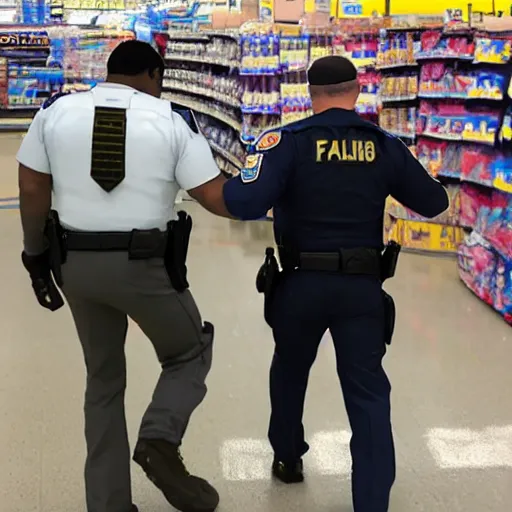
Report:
256,247,281,328
45,210,67,287
382,290,396,345
381,240,401,282
165,211,192,293
381,241,401,345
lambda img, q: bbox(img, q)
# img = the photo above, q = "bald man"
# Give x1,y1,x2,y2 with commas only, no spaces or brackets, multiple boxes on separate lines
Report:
196,56,448,512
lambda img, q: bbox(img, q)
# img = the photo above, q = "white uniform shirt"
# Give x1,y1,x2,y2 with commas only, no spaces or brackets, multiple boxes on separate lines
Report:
16,83,221,231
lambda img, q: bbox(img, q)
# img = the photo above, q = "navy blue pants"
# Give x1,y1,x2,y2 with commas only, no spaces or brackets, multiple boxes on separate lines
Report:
268,271,395,512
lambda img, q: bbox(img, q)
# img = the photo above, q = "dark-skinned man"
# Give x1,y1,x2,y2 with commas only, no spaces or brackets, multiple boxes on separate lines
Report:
18,40,231,512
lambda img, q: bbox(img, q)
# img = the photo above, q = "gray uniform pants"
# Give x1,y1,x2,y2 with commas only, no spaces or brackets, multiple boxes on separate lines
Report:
61,251,213,512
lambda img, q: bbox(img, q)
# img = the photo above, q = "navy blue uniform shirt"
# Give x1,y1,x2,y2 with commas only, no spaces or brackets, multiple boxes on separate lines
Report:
223,108,449,251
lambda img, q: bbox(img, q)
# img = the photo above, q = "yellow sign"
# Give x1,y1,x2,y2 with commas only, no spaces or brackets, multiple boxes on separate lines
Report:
259,0,273,21
63,0,125,9
386,218,464,253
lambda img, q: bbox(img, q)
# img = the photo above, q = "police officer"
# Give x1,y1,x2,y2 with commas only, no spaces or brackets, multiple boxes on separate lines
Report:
17,40,230,512
221,56,449,511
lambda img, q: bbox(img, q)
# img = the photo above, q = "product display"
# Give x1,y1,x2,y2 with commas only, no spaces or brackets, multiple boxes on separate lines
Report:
163,31,243,172
61,29,134,84
241,75,280,114
6,19,504,323
280,81,311,125
419,63,505,100
473,37,511,64
279,35,309,72
379,107,416,138
0,28,58,130
416,101,501,144
240,23,279,75
0,25,134,128
386,217,465,253
380,73,418,101
376,21,512,323
416,30,474,59
166,33,239,67
377,31,417,68
357,69,380,115
163,67,241,108
459,224,512,324
196,112,244,171
309,33,333,62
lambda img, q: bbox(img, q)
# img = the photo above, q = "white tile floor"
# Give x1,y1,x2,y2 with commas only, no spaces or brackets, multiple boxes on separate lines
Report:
2,134,512,511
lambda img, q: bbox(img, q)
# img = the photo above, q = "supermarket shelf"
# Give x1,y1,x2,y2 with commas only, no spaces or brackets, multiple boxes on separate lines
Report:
163,93,242,132
167,33,210,42
0,117,33,131
419,131,462,141
418,92,503,100
162,80,240,109
165,54,239,68
402,246,458,256
209,140,244,169
376,62,418,70
167,30,239,41
381,95,418,102
386,210,458,226
241,106,280,115
459,268,511,326
415,53,474,61
386,130,416,139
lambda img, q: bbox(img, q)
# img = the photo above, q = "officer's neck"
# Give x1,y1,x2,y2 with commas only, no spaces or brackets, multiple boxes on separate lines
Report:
106,75,149,95
312,98,357,114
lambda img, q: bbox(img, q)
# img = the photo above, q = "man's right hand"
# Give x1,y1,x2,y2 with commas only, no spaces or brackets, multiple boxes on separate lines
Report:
21,250,64,311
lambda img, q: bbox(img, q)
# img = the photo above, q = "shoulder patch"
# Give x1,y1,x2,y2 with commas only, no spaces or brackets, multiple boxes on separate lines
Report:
255,131,281,151
171,103,200,134
240,154,263,183
42,91,70,110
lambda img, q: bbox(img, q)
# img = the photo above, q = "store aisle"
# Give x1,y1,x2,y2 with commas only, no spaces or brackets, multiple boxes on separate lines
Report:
2,144,512,512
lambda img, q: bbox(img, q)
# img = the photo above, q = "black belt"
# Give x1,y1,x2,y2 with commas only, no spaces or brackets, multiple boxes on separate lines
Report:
289,248,381,276
65,229,167,257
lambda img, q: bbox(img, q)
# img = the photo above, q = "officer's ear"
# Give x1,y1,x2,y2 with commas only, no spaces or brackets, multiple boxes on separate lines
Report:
148,67,162,84
145,68,163,97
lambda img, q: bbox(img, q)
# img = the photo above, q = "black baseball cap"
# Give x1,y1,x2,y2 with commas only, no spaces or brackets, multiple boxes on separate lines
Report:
307,56,358,86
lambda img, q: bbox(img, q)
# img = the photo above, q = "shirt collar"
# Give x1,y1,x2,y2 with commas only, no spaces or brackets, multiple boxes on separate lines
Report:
95,82,137,91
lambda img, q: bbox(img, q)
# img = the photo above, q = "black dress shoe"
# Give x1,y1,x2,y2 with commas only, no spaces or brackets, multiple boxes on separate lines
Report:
130,507,138,512
272,458,304,483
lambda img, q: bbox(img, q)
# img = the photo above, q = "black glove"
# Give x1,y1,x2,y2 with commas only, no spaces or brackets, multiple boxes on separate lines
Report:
21,250,64,311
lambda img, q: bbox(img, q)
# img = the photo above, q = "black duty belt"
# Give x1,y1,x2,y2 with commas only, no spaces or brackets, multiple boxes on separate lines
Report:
65,229,167,258
288,248,381,276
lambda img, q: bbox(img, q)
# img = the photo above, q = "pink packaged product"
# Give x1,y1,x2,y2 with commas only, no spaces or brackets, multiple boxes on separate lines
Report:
458,231,496,305
483,190,512,259
492,255,512,321
459,230,512,325
459,183,492,228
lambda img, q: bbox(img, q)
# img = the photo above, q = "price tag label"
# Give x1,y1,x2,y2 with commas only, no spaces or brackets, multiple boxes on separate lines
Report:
341,2,363,16
445,8,463,24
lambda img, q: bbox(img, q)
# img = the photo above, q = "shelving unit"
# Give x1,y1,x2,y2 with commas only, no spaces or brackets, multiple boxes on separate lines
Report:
4,19,501,323
164,29,242,174
0,27,56,131
162,92,242,132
